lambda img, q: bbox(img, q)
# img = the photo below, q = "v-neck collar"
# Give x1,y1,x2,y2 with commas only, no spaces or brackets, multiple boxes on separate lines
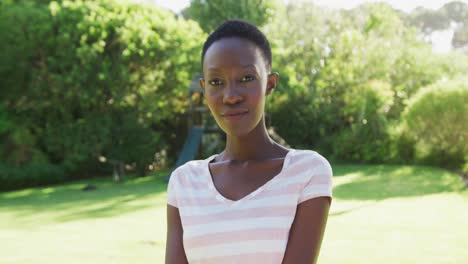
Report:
204,149,296,206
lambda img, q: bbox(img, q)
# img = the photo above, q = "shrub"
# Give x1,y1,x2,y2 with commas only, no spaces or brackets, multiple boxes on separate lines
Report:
264,2,467,165
402,76,468,169
0,163,65,191
183,0,278,33
332,80,394,162
0,0,204,189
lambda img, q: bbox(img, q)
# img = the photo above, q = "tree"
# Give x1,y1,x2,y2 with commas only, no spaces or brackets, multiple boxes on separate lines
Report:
404,1,468,51
263,1,467,163
0,0,204,189
183,0,278,32
453,22,468,49
402,76,467,172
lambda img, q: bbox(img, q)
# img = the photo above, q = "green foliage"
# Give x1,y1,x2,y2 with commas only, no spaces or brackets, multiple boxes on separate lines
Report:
104,110,161,176
408,6,451,34
263,2,467,164
402,76,468,169
332,80,394,162
0,103,11,134
184,0,278,32
265,3,403,153
2,0,467,190
403,1,468,50
389,44,450,117
0,162,65,191
453,22,468,49
0,0,204,189
264,3,343,151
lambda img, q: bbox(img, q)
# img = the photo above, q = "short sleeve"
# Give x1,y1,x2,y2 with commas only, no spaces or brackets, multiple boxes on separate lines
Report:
167,170,179,208
298,153,333,204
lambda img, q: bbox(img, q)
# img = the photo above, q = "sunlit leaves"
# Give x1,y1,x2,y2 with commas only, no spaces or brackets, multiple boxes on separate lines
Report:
0,0,204,181
184,0,279,33
262,1,467,163
402,76,468,168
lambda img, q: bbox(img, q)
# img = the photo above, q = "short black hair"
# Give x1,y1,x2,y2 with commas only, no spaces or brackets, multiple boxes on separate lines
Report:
201,20,272,70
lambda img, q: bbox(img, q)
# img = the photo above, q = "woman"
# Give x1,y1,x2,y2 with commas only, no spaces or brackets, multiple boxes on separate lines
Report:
165,20,333,264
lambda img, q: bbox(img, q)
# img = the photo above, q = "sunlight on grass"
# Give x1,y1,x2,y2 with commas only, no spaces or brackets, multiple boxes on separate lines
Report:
1,166,467,263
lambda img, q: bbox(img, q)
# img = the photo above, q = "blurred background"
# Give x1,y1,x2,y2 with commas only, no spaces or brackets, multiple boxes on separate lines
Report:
0,0,467,263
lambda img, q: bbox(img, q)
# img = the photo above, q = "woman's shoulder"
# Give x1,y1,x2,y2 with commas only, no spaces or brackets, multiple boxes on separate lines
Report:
289,148,331,167
169,155,215,182
289,149,333,203
173,157,211,173
287,148,333,179
167,157,214,207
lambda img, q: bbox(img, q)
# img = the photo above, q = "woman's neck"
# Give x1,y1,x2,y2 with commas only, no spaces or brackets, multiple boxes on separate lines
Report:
220,120,284,162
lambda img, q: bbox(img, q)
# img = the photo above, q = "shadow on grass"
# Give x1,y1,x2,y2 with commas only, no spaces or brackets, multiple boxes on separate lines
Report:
2,165,467,224
0,170,170,223
332,164,466,201
329,203,374,217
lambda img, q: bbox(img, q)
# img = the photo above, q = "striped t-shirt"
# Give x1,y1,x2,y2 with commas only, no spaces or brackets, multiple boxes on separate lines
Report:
167,148,333,263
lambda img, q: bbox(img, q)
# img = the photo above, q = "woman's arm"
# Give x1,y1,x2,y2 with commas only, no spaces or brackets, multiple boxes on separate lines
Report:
282,196,331,264
165,204,189,264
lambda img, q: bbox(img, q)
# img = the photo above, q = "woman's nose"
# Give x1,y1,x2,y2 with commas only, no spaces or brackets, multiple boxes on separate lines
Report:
223,82,243,105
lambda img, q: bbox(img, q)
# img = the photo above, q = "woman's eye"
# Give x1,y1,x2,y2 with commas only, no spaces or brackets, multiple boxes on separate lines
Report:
240,75,256,82
208,79,223,86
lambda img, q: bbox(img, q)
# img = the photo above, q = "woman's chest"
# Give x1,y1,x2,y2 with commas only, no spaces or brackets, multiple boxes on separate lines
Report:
180,192,298,264
208,159,285,202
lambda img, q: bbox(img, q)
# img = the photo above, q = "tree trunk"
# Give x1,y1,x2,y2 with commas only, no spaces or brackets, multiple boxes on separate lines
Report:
113,164,120,182
113,160,125,182
460,174,468,189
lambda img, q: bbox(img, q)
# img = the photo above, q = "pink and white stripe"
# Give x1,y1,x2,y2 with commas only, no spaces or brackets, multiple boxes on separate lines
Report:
167,149,333,263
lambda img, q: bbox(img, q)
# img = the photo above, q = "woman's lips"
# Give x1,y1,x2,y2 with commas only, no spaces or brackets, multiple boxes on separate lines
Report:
222,111,248,121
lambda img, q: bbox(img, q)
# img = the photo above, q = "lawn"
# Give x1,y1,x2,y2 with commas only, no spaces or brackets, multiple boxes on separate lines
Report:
1,165,467,264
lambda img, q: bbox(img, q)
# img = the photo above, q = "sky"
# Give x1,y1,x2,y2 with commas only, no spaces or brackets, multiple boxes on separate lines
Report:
151,0,468,52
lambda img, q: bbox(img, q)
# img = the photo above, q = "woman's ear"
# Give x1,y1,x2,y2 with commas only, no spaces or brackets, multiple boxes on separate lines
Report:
266,72,279,96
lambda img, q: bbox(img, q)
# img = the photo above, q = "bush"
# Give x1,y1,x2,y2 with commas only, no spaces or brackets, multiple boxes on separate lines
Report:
402,76,468,169
0,163,65,191
0,0,204,189
264,2,467,166
332,80,394,162
183,0,278,33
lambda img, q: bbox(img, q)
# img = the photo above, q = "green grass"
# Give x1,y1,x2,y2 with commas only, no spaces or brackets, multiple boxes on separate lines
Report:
1,165,467,264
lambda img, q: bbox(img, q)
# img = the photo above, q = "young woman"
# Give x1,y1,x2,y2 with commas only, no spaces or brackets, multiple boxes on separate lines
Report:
165,20,333,264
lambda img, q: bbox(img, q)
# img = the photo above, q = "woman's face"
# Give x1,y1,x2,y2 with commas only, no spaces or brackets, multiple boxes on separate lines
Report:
200,37,278,136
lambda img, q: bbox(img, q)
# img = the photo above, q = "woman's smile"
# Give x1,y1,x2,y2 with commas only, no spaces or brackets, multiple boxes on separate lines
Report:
222,109,249,121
